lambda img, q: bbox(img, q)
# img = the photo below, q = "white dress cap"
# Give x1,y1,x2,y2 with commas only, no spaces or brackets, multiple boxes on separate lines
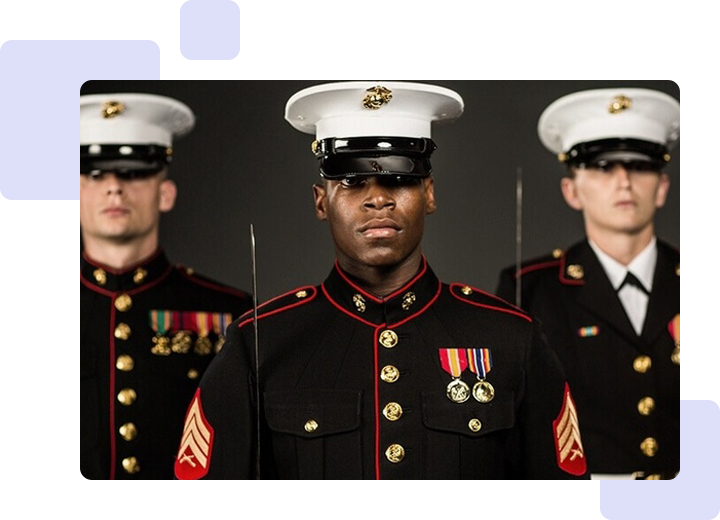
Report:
538,88,680,155
80,93,195,147
285,81,464,140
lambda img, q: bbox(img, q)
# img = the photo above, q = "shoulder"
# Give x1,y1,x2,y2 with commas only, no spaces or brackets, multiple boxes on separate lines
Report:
501,248,566,281
447,283,532,323
657,238,680,262
174,264,251,301
235,285,319,330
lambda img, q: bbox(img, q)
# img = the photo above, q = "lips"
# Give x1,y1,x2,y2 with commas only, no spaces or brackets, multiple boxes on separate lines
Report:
359,218,401,238
102,206,130,216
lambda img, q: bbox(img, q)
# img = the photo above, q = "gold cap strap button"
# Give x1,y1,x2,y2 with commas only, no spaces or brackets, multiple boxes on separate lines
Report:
119,422,137,441
382,402,403,421
640,437,658,457
117,388,137,406
304,419,318,433
380,365,400,383
637,397,656,416
114,293,132,312
116,354,134,371
468,418,483,432
379,330,398,349
633,355,652,373
385,444,405,463
122,456,140,474
114,323,131,340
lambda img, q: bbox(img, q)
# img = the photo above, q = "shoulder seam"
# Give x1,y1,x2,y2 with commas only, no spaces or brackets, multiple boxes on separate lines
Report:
237,286,317,329
449,283,532,323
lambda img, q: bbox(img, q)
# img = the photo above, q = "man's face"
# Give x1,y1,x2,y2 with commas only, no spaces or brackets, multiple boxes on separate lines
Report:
561,163,670,237
80,170,177,245
313,175,436,269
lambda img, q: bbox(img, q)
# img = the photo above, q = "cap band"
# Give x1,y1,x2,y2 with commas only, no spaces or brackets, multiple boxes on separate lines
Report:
564,138,669,169
80,144,171,176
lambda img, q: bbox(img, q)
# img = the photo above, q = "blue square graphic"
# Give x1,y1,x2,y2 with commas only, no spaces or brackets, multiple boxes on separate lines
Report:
181,0,240,60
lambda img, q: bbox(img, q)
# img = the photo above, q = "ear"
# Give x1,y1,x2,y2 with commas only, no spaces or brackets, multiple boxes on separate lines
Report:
560,176,583,211
312,183,328,221
159,179,177,213
424,177,436,215
654,173,670,208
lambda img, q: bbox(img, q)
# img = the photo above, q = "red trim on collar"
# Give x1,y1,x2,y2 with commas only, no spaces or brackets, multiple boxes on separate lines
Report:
321,284,379,328
450,283,532,323
82,248,163,275
236,286,317,329
333,256,429,303
80,263,174,296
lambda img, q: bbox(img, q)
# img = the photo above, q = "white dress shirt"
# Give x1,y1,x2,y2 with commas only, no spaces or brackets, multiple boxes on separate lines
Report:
589,237,657,336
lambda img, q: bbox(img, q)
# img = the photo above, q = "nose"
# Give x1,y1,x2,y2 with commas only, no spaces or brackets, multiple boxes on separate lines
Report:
103,173,124,196
611,164,632,188
363,178,395,210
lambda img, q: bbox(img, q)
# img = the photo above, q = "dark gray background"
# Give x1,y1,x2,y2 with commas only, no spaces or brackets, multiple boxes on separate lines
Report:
81,81,680,301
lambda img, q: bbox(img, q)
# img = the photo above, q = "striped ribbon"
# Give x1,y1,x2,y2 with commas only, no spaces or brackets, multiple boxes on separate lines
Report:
439,349,468,378
467,348,493,379
668,314,680,345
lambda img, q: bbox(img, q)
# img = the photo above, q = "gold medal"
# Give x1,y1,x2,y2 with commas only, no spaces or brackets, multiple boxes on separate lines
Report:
194,335,213,356
473,380,495,403
446,378,470,403
171,331,192,354
151,334,171,356
671,347,680,365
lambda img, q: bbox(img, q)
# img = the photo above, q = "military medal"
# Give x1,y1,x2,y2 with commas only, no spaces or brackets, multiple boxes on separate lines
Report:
194,312,213,355
212,312,232,353
439,349,470,403
668,314,680,365
467,348,495,403
149,310,172,355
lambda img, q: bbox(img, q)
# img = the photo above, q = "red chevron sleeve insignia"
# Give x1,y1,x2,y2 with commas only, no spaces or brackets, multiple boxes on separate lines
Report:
174,389,215,480
553,383,587,476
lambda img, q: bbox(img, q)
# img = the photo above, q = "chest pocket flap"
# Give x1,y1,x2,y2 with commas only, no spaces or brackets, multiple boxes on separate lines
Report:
421,390,515,437
264,389,362,438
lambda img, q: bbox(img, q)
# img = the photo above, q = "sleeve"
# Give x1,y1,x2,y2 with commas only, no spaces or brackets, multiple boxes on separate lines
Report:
174,322,256,479
519,320,588,479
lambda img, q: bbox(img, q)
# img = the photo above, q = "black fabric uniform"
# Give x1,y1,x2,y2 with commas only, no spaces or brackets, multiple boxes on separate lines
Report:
496,240,680,476
81,249,251,479
179,258,588,479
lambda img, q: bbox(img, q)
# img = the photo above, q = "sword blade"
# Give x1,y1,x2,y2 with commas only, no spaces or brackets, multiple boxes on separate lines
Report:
250,224,260,479
515,167,523,308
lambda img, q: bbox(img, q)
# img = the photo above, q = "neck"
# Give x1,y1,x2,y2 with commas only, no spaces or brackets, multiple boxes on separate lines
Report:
337,250,423,297
82,233,160,270
586,225,655,266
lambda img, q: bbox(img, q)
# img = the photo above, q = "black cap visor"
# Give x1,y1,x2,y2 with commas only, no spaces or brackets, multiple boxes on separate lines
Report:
566,138,668,172
81,144,170,178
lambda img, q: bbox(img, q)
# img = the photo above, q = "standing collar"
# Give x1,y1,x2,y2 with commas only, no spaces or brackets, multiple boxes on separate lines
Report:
589,237,657,291
80,248,172,293
321,256,441,326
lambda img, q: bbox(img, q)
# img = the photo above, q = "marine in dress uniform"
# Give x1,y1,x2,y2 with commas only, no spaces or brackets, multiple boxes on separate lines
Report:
80,93,252,479
175,82,588,480
496,88,680,479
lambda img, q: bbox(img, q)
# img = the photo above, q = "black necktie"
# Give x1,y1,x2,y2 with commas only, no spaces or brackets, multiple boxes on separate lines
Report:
618,272,650,296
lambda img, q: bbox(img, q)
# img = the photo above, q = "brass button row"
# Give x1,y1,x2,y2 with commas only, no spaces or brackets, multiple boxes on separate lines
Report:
116,354,134,371
117,388,137,406
633,355,652,373
122,456,140,474
381,365,399,383
637,396,655,416
115,293,132,312
114,323,131,340
640,437,658,457
119,422,137,441
385,444,405,463
379,330,398,349
382,402,403,421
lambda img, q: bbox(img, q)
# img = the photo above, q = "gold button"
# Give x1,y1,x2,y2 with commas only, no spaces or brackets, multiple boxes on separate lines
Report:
122,456,140,474
671,347,680,365
468,418,483,432
633,355,652,373
380,365,400,383
116,354,134,371
552,248,563,259
93,268,107,285
382,402,403,421
645,474,662,480
117,388,137,406
385,444,405,463
133,268,147,284
114,293,133,312
119,422,137,441
461,286,473,295
675,264,680,277
304,419,318,433
567,264,584,280
638,397,656,416
640,437,658,457
187,368,199,380
185,267,194,276
296,290,308,298
402,292,416,311
114,323,131,340
379,330,398,349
